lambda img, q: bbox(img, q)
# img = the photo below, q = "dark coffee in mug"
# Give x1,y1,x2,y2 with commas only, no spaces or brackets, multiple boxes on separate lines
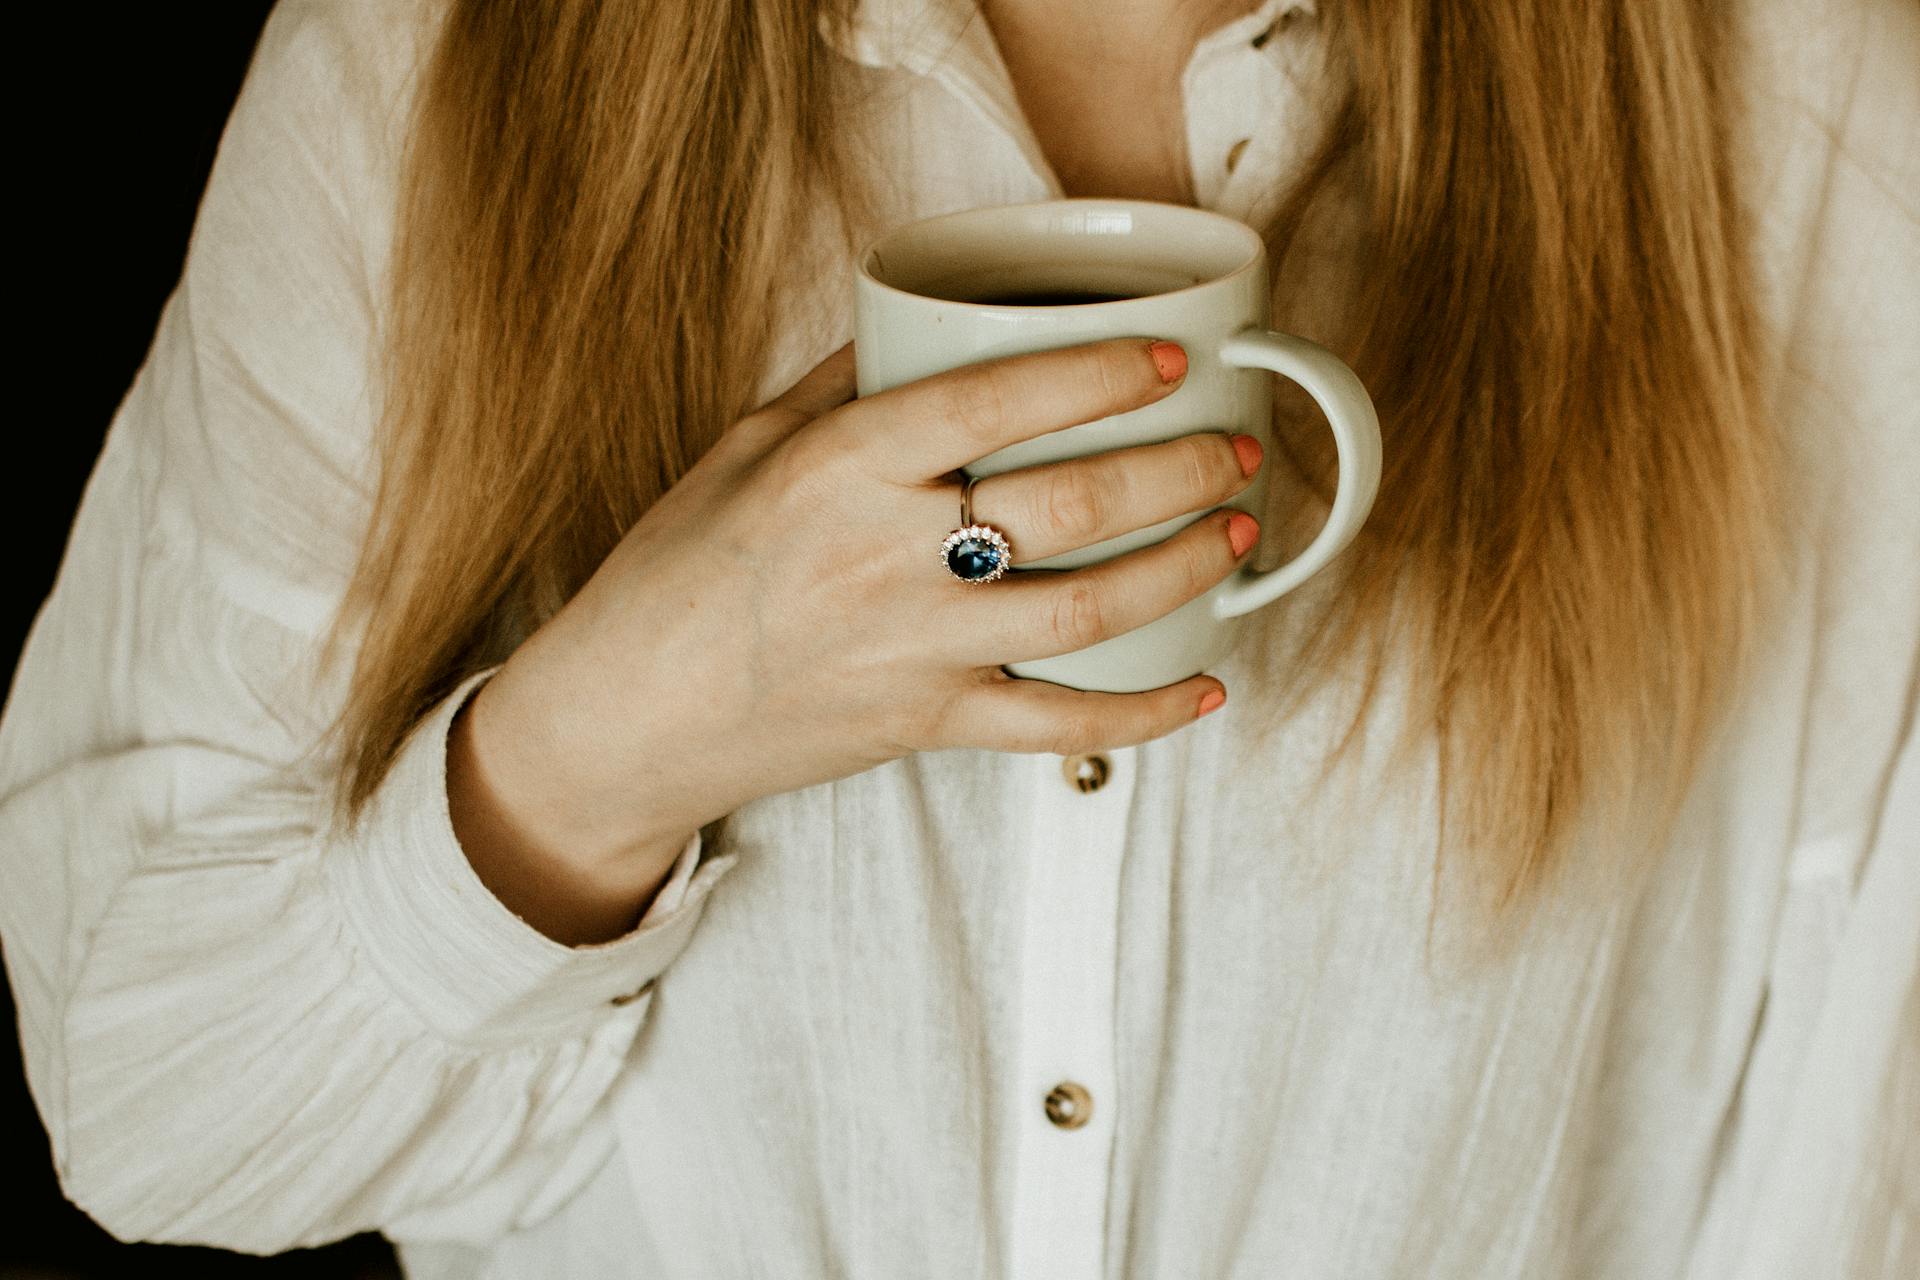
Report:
970,288,1136,306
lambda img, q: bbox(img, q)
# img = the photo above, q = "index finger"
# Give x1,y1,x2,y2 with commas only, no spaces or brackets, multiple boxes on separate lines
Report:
810,336,1188,483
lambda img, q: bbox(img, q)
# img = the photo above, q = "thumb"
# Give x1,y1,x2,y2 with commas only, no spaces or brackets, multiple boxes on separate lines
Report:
754,339,858,425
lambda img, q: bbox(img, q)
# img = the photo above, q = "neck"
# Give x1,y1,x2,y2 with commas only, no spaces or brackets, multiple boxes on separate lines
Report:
980,0,1259,55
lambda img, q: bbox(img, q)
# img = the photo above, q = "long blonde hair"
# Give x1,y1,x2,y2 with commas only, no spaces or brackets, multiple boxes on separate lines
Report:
324,0,1785,905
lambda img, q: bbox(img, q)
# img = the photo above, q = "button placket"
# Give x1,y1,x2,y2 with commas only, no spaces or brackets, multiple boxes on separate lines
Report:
1007,748,1137,1280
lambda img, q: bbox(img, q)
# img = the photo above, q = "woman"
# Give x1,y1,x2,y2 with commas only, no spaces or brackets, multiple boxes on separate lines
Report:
1,0,1912,1274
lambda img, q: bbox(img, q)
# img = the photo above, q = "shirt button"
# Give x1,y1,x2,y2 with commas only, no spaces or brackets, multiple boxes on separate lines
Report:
1044,1081,1094,1130
1060,753,1112,793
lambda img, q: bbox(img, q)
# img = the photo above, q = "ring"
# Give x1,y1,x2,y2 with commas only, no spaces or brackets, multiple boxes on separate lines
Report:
940,473,1013,583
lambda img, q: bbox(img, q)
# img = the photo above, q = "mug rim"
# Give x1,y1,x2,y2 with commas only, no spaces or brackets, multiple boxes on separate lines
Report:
855,197,1266,313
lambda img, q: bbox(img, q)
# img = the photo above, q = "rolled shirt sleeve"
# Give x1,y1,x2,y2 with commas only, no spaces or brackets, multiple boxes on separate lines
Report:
326,666,732,1045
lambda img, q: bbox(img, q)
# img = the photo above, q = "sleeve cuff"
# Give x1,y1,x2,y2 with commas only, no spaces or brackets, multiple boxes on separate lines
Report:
325,667,738,1045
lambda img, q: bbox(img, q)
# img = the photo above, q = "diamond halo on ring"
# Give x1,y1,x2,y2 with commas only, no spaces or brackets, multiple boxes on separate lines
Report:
941,475,1012,583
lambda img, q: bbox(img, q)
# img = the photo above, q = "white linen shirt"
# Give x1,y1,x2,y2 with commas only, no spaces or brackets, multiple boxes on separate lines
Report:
1,0,1915,1276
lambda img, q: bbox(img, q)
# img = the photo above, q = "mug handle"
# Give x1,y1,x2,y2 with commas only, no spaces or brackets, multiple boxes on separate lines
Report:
1210,327,1383,619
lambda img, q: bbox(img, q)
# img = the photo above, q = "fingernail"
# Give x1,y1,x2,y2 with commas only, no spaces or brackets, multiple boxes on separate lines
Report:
1227,511,1260,557
1196,688,1226,717
1148,340,1187,384
1230,433,1263,478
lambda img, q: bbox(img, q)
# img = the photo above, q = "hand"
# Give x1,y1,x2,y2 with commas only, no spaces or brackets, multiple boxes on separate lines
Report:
458,336,1261,894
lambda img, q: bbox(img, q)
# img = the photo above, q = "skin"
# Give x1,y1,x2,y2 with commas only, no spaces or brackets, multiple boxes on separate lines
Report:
447,3,1267,946
982,0,1261,202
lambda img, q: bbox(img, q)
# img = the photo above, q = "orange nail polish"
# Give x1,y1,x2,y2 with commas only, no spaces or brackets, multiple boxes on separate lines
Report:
1227,512,1260,557
1148,340,1187,384
1230,434,1262,477
1197,688,1226,716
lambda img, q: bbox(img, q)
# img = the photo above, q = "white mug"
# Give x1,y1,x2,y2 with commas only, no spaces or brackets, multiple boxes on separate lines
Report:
852,198,1382,694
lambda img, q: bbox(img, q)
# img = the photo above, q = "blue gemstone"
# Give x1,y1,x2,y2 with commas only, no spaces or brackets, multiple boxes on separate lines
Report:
947,536,1003,580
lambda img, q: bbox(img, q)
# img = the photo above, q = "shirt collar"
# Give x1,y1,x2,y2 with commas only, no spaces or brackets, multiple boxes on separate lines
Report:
817,0,1318,77
815,0,1328,210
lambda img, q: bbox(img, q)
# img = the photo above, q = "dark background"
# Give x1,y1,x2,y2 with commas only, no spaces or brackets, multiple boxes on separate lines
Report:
5,6,398,1276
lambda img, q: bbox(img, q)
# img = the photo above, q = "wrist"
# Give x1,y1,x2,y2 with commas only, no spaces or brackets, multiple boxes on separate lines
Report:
447,667,696,946
475,637,709,868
